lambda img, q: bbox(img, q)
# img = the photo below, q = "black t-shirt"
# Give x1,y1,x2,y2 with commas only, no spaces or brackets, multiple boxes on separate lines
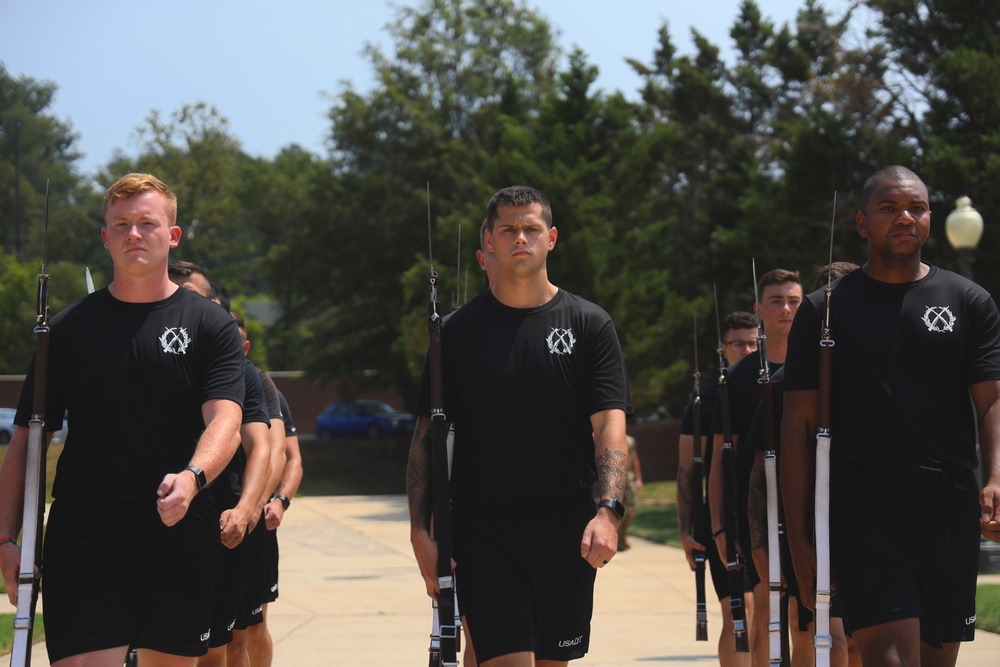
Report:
784,265,1000,478
277,390,297,437
418,289,633,504
259,371,282,423
16,287,245,503
712,353,782,503
747,366,784,455
680,381,718,481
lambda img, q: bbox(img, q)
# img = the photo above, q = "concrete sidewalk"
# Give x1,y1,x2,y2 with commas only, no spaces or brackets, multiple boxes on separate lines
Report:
11,495,1000,665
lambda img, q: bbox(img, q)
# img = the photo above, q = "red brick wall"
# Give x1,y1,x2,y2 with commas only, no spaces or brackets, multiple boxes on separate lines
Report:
629,419,681,483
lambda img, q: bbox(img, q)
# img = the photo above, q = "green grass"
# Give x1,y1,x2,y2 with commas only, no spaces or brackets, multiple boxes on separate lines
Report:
978,584,1000,634
629,480,681,547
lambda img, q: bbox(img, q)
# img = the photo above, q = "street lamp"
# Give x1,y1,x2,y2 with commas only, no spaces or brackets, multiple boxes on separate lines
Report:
945,196,983,280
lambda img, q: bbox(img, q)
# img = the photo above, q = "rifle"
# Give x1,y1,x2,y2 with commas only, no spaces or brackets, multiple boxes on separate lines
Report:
753,259,785,667
425,184,460,667
10,181,52,667
814,195,837,667
690,317,708,642
714,286,750,653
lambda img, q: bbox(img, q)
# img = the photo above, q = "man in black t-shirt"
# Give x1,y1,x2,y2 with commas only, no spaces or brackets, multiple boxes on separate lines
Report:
709,268,803,667
782,166,1000,667
408,186,632,666
0,173,245,665
677,310,757,663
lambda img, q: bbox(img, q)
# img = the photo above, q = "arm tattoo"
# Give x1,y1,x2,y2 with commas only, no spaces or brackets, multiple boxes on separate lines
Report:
406,417,433,531
677,465,693,535
596,448,627,501
747,455,767,552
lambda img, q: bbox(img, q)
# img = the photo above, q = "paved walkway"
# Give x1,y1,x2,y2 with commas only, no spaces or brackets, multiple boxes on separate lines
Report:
9,495,1000,665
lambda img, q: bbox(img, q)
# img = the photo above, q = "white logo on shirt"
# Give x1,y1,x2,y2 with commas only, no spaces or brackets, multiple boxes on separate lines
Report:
922,306,956,333
546,327,576,355
159,326,192,354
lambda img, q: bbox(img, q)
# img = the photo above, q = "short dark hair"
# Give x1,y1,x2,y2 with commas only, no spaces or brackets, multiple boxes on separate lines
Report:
723,311,756,334
210,282,231,313
861,165,925,210
168,261,207,281
814,261,859,290
758,268,801,293
485,186,552,232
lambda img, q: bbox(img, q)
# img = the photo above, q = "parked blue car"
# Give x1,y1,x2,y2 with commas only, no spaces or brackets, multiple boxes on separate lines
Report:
314,400,416,439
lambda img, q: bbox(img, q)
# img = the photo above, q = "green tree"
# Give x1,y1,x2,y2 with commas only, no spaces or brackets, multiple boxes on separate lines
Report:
269,0,560,402
865,0,1000,293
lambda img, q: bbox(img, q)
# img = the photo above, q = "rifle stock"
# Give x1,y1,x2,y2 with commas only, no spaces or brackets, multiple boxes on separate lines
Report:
11,182,52,667
690,323,708,642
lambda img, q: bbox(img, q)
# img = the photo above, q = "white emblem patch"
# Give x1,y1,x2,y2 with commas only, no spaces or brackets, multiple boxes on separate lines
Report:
159,327,192,354
546,327,576,355
921,306,956,333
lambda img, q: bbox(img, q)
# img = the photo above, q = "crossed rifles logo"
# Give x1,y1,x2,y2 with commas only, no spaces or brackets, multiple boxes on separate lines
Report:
160,326,192,355
546,327,577,355
922,305,956,333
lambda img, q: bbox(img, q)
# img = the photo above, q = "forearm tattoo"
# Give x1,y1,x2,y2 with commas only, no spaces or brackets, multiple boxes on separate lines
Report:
597,448,627,501
747,458,767,552
406,417,433,531
677,464,693,535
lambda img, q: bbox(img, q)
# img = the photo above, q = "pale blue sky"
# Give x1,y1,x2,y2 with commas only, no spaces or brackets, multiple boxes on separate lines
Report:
2,0,858,175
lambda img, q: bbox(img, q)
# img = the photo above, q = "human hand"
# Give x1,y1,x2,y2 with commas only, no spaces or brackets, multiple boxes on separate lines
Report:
156,471,197,527
581,511,618,569
220,507,251,548
411,530,456,599
264,500,284,531
0,542,22,607
981,482,1000,542
680,532,705,571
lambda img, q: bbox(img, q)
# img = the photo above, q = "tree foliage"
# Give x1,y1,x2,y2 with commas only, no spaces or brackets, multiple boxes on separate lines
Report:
2,0,999,414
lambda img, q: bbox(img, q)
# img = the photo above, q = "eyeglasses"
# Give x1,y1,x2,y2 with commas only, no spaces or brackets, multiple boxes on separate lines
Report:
723,340,758,352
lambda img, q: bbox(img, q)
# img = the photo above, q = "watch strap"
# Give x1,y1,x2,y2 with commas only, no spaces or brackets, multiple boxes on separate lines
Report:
598,498,625,520
275,494,291,510
184,465,207,492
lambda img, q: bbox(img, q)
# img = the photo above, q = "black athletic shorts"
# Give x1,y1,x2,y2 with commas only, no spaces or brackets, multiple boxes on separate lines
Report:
831,472,979,646
235,518,266,629
42,495,219,662
452,492,597,663
208,535,250,647
260,524,279,603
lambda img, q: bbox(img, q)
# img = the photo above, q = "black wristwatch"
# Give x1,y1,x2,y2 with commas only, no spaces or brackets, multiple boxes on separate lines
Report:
598,498,625,520
274,494,291,510
184,465,207,492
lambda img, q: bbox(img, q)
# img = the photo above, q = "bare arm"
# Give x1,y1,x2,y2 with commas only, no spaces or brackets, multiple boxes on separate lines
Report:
157,398,243,527
676,433,704,570
220,420,272,547
971,380,1000,541
406,416,439,598
264,433,303,531
708,432,728,560
582,408,627,569
748,450,768,585
260,418,287,502
0,426,29,606
779,389,818,608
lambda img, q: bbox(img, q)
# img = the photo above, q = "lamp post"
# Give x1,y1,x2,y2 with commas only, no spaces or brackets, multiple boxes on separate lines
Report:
945,196,983,281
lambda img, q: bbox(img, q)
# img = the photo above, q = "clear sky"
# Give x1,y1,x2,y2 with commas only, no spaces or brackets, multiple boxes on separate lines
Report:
2,0,854,176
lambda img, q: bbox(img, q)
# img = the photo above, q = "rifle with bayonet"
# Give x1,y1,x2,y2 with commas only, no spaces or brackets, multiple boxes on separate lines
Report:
10,181,52,667
690,317,708,642
753,259,786,667
714,286,750,653
425,184,460,667
814,195,837,667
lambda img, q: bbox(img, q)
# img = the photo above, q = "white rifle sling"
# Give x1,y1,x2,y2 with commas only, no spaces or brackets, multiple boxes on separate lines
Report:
765,451,782,666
